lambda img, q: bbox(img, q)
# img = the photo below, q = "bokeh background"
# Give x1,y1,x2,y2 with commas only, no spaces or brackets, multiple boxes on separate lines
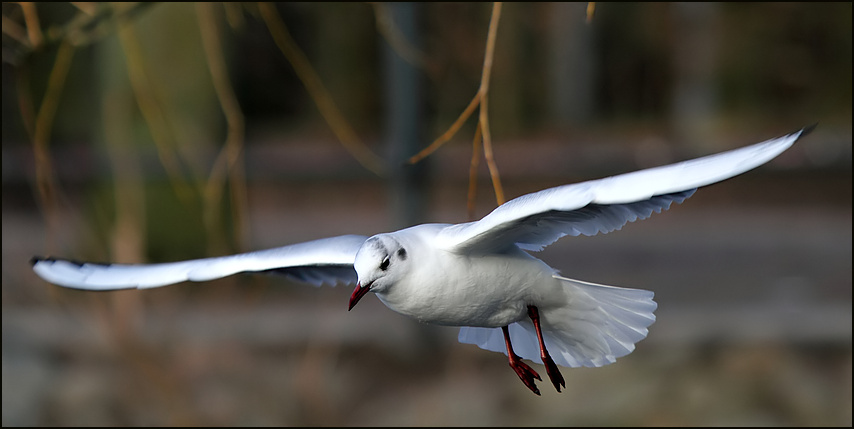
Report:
2,2,851,426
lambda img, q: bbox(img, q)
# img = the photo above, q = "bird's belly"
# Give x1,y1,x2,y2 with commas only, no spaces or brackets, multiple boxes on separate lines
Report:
377,251,560,328
378,290,527,327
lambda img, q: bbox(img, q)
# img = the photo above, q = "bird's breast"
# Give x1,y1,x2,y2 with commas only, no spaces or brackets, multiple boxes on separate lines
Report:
376,249,558,328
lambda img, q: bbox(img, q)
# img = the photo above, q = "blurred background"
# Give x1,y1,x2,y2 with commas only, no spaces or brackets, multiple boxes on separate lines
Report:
2,2,851,426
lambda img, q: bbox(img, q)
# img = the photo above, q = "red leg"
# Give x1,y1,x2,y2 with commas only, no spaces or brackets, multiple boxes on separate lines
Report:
527,305,566,392
502,325,542,395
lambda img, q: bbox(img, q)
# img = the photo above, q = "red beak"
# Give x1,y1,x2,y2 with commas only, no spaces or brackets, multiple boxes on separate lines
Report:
348,282,371,311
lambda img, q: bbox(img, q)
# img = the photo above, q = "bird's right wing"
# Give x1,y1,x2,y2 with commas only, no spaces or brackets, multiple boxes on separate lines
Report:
31,235,368,290
435,127,810,254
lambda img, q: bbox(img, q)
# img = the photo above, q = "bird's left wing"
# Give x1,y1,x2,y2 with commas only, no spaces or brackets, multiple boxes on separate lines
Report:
436,127,810,254
32,235,368,290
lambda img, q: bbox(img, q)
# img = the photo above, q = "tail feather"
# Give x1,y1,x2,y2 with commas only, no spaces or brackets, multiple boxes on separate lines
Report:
458,275,657,368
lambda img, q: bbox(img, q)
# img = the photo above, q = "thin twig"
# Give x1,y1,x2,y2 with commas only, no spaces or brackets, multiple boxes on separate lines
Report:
32,41,75,253
3,3,156,65
258,2,385,176
2,14,31,47
223,2,245,30
64,3,156,47
407,92,481,164
478,94,504,206
407,3,504,205
478,3,501,96
196,2,249,254
103,77,146,267
19,2,43,48
467,123,482,221
480,94,504,205
70,2,97,16
116,16,198,208
479,2,504,205
16,66,35,141
371,2,438,78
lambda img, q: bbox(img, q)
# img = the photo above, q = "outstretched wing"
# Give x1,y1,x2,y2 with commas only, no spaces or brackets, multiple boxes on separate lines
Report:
436,127,810,254
32,235,368,290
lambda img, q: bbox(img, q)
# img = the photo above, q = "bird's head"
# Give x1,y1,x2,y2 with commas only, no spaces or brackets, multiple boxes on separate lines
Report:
349,234,409,310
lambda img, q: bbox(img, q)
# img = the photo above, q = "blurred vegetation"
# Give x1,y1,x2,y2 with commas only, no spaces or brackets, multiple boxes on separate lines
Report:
3,2,850,261
4,3,851,138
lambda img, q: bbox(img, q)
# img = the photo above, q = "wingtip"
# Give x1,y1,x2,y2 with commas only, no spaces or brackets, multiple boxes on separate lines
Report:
799,123,818,138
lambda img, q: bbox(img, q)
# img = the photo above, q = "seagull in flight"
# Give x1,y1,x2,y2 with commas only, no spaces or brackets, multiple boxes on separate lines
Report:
32,127,811,395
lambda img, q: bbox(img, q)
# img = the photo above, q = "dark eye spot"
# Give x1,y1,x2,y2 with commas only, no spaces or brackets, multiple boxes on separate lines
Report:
380,256,390,271
397,248,407,260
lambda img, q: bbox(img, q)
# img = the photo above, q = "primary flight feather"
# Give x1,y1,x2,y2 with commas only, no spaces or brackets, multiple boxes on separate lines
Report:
32,127,810,395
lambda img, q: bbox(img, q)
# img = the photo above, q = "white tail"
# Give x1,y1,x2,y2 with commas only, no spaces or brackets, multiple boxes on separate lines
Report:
458,275,657,368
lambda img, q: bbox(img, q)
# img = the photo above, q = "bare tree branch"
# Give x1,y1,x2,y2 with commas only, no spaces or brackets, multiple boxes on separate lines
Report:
258,2,385,176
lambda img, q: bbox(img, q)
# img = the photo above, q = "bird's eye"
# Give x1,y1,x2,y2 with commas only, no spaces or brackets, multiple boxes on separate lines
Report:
380,256,390,271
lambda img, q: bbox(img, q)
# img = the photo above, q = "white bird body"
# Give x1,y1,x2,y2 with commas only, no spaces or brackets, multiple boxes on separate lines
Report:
351,223,660,370
362,224,560,328
31,127,812,394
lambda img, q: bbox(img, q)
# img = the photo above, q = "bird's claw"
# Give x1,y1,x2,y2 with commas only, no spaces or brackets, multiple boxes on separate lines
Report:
509,353,542,395
542,354,566,393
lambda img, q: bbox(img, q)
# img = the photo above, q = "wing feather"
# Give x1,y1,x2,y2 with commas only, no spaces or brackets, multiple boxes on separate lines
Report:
437,128,807,254
32,235,367,290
